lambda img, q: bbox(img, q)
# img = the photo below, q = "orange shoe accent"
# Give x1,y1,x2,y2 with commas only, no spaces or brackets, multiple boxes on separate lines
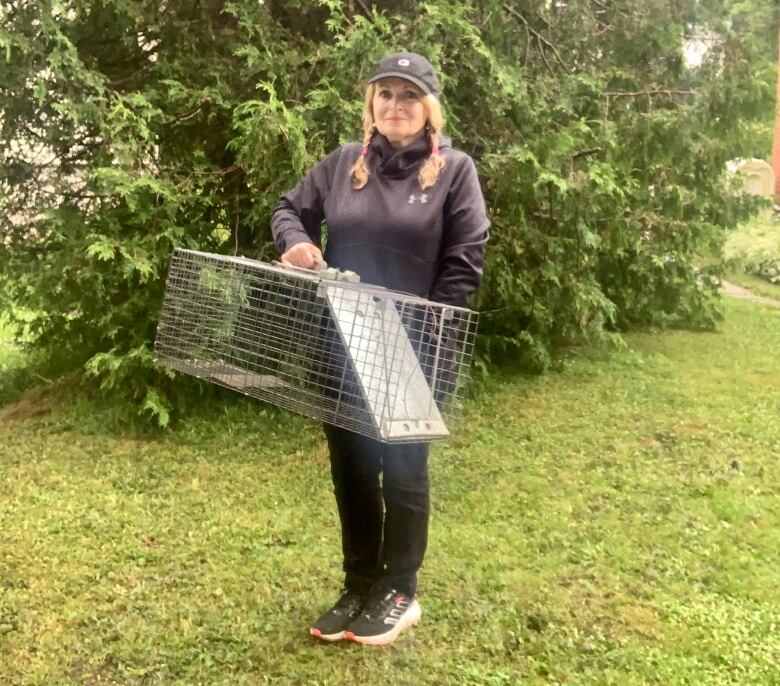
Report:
310,628,322,638
344,631,356,641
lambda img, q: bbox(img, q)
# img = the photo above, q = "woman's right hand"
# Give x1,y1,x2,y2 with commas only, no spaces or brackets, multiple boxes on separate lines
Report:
280,242,324,269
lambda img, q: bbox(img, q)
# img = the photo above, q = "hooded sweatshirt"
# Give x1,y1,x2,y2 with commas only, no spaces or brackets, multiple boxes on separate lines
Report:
270,133,489,307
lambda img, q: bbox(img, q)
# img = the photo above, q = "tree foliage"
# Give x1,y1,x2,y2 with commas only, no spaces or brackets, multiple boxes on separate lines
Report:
0,0,776,424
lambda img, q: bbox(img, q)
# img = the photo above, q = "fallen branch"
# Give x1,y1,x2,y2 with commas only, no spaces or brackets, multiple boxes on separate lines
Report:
604,89,695,98
352,0,371,19
537,35,556,79
522,21,531,67
175,97,213,123
571,147,603,160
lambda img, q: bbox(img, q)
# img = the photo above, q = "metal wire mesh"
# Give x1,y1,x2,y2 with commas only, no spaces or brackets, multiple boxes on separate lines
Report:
154,248,479,443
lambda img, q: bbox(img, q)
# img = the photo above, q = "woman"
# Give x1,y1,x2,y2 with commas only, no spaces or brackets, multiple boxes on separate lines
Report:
271,51,489,646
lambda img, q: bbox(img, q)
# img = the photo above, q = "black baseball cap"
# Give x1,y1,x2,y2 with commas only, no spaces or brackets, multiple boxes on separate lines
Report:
367,51,440,96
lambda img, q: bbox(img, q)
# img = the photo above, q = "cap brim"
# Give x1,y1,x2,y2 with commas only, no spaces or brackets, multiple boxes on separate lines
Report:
367,72,436,96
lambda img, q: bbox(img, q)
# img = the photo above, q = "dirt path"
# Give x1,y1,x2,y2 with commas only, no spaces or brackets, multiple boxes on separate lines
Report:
721,280,780,309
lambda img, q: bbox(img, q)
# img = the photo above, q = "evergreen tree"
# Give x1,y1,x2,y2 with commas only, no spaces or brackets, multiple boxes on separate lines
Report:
0,0,775,423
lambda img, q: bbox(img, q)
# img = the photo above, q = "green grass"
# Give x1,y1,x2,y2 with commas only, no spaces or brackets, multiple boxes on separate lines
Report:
1,298,780,685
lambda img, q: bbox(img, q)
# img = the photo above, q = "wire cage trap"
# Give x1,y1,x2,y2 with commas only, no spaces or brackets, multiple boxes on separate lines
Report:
154,248,479,443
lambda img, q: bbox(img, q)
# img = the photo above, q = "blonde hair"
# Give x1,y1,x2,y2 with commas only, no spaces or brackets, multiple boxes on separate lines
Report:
350,82,446,190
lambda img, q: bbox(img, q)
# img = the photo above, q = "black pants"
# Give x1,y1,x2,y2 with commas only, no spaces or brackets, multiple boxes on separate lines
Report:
323,424,430,598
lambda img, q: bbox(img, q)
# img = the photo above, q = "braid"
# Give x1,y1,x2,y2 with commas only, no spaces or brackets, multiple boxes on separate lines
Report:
418,125,446,190
350,117,376,190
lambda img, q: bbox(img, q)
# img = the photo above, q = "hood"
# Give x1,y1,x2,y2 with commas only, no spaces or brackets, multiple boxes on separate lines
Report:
369,132,452,179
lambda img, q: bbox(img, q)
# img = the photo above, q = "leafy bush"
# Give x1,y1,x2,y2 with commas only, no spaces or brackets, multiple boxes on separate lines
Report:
724,217,780,284
0,0,775,424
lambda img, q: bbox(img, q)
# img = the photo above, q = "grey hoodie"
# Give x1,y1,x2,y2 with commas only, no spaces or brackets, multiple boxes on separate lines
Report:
270,133,489,307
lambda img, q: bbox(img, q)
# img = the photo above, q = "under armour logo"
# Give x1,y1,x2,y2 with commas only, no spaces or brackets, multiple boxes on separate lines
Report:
408,194,428,204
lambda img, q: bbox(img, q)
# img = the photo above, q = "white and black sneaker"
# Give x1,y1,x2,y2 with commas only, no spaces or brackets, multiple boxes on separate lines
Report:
344,587,421,646
310,589,366,641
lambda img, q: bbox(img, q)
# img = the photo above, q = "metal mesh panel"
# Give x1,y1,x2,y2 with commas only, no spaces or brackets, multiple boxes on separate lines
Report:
154,248,479,443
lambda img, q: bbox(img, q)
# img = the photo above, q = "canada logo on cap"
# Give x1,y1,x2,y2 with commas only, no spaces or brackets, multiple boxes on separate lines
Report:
398,58,410,66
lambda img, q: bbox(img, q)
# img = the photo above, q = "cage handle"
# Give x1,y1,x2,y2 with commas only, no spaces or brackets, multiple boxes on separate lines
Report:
272,259,329,275
273,260,361,284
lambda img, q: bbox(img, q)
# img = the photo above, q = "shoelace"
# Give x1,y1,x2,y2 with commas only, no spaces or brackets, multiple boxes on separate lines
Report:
362,589,398,620
335,591,364,614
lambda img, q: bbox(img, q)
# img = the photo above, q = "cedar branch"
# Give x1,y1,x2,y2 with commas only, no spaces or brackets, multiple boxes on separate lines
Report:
503,4,567,73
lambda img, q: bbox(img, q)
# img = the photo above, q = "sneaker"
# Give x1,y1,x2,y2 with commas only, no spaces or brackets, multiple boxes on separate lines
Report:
310,589,366,641
344,587,421,646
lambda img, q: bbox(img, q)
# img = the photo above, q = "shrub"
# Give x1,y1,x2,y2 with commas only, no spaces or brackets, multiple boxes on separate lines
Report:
724,217,780,284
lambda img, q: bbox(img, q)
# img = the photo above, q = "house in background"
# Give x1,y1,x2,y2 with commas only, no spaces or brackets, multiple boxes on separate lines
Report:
731,159,775,199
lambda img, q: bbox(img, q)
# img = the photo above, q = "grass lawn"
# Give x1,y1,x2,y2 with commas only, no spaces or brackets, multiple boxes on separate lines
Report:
1,298,779,685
